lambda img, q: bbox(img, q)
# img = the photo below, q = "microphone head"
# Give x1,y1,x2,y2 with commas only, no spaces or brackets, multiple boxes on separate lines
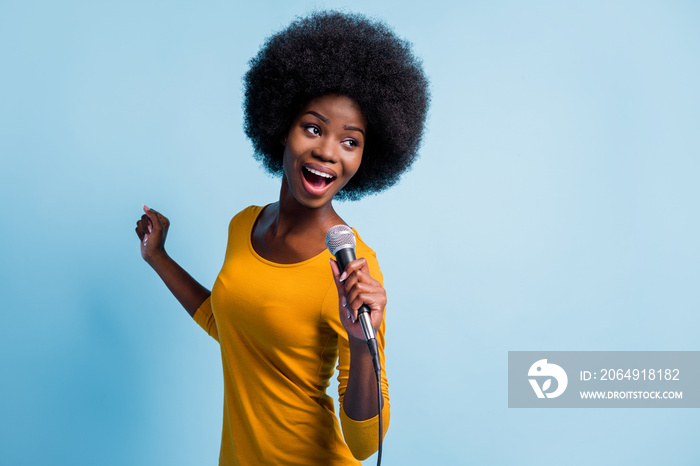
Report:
325,225,356,256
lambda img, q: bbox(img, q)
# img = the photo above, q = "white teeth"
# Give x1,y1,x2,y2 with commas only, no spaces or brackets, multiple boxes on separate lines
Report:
305,167,334,179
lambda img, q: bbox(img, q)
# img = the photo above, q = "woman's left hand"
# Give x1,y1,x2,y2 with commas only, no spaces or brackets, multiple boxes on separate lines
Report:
330,258,386,341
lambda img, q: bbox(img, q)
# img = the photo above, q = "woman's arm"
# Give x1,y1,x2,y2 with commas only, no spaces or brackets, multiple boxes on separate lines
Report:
329,257,390,460
345,335,384,417
135,205,211,317
330,257,387,419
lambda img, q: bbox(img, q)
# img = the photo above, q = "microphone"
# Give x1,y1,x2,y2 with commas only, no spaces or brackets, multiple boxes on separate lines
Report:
325,225,380,372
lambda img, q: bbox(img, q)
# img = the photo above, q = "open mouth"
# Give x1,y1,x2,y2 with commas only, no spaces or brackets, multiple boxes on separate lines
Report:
302,166,337,192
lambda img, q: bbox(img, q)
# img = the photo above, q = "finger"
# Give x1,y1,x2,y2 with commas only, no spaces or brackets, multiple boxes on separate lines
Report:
342,263,384,313
347,286,385,314
342,258,370,278
340,258,375,289
136,227,149,247
330,259,355,321
139,214,151,233
330,260,350,306
342,270,380,299
348,293,386,326
346,278,386,319
329,259,344,295
342,294,353,322
136,218,149,239
156,211,170,229
143,206,163,232
345,281,372,308
329,258,341,280
368,299,385,329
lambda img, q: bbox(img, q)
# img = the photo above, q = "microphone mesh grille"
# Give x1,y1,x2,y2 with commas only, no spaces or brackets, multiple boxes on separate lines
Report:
325,225,356,256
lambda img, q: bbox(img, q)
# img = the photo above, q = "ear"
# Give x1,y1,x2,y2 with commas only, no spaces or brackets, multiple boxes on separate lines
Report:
281,135,287,146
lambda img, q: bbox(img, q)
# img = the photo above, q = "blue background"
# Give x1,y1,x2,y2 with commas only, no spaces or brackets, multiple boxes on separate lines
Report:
1,1,699,464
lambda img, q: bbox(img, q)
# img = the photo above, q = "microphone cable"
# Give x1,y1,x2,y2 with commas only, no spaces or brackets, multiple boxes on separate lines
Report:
369,338,383,466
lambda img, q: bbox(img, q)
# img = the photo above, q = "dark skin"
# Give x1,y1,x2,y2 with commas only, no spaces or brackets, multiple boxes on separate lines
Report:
135,94,387,422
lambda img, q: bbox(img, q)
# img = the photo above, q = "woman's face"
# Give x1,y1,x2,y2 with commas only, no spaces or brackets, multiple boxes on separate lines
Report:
282,94,366,209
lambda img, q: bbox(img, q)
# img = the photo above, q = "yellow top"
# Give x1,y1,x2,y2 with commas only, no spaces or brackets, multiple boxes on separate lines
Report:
194,206,390,465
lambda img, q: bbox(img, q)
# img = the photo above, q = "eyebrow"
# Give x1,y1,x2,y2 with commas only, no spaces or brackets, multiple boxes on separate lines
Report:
303,111,366,137
304,111,329,122
344,125,365,137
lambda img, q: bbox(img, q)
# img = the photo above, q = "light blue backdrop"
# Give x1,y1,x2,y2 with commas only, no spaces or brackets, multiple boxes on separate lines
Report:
1,1,698,464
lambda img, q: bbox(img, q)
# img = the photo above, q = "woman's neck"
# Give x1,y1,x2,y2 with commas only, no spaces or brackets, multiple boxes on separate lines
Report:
274,178,343,236
249,181,345,264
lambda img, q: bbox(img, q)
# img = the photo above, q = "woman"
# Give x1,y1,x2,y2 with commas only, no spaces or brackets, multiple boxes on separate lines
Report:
135,11,429,465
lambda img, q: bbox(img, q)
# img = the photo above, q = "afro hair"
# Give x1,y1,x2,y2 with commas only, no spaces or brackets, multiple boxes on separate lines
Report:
243,10,430,200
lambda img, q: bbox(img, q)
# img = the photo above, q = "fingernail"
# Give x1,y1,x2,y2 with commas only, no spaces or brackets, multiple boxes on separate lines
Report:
339,271,347,282
352,314,357,323
341,295,347,308
143,204,150,211
148,224,153,233
346,312,351,320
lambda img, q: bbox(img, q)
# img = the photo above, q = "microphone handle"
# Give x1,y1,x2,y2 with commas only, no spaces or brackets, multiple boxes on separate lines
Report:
334,247,357,272
334,248,377,343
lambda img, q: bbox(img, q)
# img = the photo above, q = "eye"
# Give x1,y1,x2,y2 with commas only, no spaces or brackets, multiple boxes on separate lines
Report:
342,138,359,148
304,125,321,136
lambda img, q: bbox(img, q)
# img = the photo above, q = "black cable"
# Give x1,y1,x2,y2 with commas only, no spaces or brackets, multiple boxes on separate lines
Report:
367,338,383,466
376,366,383,466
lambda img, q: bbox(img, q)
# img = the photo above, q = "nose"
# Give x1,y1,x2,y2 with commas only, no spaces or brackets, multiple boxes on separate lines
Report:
312,136,339,163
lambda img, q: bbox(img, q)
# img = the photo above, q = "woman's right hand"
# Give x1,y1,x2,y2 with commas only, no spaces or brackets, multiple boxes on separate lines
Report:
134,205,210,317
135,205,170,263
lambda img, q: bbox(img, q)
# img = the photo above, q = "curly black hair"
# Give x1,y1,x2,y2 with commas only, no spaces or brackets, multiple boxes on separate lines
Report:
243,10,430,200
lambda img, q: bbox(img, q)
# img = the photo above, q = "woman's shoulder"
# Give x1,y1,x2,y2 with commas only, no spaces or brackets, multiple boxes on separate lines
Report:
352,228,383,279
352,230,375,256
228,205,265,230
